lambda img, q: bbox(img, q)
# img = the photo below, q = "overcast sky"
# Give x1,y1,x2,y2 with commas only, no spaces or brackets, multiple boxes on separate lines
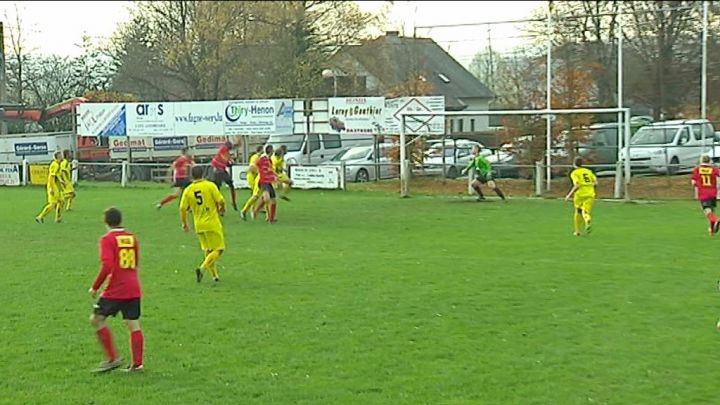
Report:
0,1,544,67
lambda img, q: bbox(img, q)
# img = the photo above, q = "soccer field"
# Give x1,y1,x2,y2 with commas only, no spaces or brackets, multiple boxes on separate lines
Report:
2,184,720,404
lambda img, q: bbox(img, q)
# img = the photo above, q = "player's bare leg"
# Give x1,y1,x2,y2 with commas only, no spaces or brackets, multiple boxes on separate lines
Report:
54,199,65,223
65,192,76,211
157,188,181,209
124,319,144,372
573,208,584,236
487,180,506,201
471,180,485,201
90,314,123,373
704,207,719,235
36,202,56,223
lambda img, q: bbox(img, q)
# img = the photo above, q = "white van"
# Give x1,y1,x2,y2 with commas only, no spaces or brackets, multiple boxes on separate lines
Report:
266,133,374,166
626,119,715,174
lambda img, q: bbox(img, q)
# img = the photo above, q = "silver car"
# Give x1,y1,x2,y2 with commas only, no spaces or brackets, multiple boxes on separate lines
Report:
322,145,397,182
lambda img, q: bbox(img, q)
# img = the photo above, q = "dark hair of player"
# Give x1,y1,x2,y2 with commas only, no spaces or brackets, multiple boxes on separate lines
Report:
63,149,72,159
104,207,122,227
701,155,711,164
181,147,189,155
224,141,232,149
265,144,274,155
191,165,204,180
574,157,583,167
255,145,263,153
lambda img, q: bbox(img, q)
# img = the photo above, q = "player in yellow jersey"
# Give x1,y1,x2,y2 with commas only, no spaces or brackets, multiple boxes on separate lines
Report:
272,145,293,201
180,166,226,283
565,157,598,236
60,150,76,211
240,145,264,220
36,151,66,224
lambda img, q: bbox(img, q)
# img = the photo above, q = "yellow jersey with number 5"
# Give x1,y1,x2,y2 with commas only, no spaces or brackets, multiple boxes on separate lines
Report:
179,179,225,233
570,167,597,198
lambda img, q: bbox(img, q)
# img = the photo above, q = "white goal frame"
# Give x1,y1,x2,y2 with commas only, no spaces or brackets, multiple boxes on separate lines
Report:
399,107,632,199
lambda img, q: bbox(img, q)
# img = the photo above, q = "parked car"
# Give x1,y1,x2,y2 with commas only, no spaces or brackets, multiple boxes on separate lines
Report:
321,145,396,182
419,140,492,178
623,119,716,174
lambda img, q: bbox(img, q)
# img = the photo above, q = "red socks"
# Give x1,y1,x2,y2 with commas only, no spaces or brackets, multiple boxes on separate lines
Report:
706,212,718,224
160,194,177,206
131,330,144,367
268,202,277,222
96,326,118,361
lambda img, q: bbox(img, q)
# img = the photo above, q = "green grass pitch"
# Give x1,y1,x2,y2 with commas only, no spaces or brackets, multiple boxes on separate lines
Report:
1,183,720,404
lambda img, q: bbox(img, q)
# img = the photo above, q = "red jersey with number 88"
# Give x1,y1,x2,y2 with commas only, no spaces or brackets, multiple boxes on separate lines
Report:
692,164,720,201
92,228,142,299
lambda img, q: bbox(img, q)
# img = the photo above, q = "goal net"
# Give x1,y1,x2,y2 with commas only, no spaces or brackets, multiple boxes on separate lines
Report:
398,107,632,200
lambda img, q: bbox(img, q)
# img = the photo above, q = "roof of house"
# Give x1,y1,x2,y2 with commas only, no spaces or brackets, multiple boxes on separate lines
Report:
336,33,495,109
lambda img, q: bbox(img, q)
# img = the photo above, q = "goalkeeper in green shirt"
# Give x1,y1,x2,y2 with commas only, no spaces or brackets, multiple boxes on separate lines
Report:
461,145,506,201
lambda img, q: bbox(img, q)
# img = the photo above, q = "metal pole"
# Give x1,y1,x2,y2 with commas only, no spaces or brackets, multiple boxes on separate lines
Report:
624,108,631,200
333,76,338,98
702,0,709,149
615,15,624,199
545,1,553,191
400,114,408,197
0,22,7,135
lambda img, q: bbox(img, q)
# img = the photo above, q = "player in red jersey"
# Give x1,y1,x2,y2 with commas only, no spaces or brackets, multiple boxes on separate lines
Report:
88,207,145,373
211,141,238,211
156,147,194,209
252,144,278,223
691,155,720,235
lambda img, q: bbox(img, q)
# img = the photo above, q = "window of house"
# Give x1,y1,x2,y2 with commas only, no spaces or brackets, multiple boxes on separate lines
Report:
458,119,464,133
470,119,475,132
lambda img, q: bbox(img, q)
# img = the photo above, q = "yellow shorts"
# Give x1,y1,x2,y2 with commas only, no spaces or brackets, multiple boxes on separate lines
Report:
277,173,290,184
197,230,225,251
252,176,262,197
47,188,63,204
63,183,75,195
246,173,257,191
573,195,594,212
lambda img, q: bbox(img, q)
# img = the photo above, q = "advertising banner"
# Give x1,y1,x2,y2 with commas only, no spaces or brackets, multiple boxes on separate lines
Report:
384,96,445,135
77,103,127,136
125,102,175,136
153,137,188,151
224,99,293,135
289,166,340,189
14,142,49,156
30,164,49,185
327,97,385,136
173,101,225,135
0,164,20,186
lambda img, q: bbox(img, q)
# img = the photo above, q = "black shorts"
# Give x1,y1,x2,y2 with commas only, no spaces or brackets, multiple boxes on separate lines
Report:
475,172,494,184
701,198,717,210
260,183,276,199
213,169,233,188
173,178,190,188
94,297,141,320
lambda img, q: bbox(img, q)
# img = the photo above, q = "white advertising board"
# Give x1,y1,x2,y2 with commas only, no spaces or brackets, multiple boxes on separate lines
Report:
0,134,74,163
173,101,225,136
384,96,445,135
0,164,20,186
224,99,293,135
327,97,385,136
289,166,340,189
231,166,250,189
125,102,175,136
77,103,127,136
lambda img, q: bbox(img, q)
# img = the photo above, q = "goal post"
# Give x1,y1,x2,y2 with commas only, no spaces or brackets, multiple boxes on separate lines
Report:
399,107,632,199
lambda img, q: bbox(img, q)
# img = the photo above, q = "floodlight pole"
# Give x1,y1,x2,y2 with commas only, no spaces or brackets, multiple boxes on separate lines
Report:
545,2,553,191
702,0,709,148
